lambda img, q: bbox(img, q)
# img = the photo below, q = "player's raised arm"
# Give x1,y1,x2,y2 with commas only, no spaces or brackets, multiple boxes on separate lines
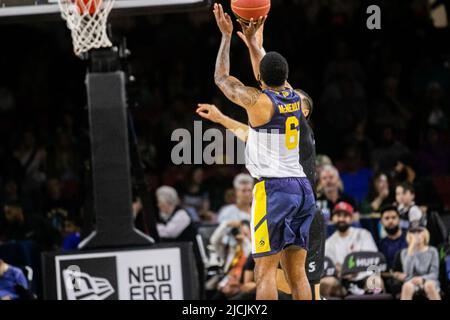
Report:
213,3,261,110
237,17,294,91
196,104,249,142
237,16,267,81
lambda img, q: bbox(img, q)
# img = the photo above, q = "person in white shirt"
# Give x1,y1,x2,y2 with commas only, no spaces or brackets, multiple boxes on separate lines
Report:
155,186,196,242
321,202,380,297
217,173,254,224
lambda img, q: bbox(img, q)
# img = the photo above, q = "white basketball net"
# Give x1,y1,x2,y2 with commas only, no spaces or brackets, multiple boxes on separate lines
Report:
58,0,115,56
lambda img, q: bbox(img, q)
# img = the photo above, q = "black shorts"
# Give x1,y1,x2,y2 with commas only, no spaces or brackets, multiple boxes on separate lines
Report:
306,209,326,285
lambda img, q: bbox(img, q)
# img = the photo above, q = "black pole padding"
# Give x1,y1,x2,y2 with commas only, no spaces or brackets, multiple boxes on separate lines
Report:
79,71,154,249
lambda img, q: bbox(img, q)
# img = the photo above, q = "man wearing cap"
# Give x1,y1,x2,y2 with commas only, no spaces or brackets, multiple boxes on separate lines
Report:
321,201,378,297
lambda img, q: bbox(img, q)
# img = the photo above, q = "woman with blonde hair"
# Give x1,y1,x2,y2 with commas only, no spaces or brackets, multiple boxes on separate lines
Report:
398,222,441,300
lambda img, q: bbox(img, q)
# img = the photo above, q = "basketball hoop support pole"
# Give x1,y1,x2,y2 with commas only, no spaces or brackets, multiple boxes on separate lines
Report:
78,49,155,249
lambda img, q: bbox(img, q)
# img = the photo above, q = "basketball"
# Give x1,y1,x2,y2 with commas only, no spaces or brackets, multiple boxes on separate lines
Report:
231,0,271,22
74,0,102,15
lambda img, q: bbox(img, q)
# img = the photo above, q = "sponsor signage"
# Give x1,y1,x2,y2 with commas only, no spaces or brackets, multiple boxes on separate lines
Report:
43,243,198,300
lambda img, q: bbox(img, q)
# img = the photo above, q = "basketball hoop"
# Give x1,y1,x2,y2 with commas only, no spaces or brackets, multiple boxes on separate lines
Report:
58,0,115,56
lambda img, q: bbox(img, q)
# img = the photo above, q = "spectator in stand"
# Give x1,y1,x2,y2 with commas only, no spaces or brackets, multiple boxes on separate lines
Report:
316,165,356,222
0,200,60,250
398,222,441,300
210,220,251,300
418,205,448,248
42,178,77,233
321,74,367,141
338,144,373,205
378,206,408,296
424,82,448,131
361,173,393,214
13,130,47,210
204,165,237,213
178,167,213,222
155,186,197,242
46,130,80,183
62,216,81,251
217,174,253,224
2,179,20,204
0,259,29,300
371,125,410,173
315,155,333,189
395,182,424,230
371,76,411,131
392,155,442,210
378,206,408,269
1,179,32,214
321,202,379,298
210,220,251,273
417,126,450,176
323,41,366,85
155,186,205,296
223,188,236,207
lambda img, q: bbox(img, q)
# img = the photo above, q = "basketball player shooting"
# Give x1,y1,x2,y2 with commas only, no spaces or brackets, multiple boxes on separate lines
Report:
236,12,326,301
198,3,316,300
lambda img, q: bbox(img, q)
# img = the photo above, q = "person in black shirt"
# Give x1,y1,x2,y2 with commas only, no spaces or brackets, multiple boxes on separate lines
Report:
0,200,61,251
378,205,408,296
316,164,357,222
361,172,393,214
297,90,326,300
297,90,316,189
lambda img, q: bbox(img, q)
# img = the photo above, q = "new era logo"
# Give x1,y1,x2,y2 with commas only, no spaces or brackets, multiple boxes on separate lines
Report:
63,268,115,300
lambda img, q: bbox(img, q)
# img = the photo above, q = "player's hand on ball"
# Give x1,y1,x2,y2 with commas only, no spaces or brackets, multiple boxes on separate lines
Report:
213,3,233,37
237,16,266,49
196,104,224,124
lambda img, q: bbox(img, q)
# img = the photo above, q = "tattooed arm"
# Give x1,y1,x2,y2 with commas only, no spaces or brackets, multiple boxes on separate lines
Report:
213,3,262,109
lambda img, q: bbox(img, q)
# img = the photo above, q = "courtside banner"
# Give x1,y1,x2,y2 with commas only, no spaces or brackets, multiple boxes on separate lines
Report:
42,242,199,300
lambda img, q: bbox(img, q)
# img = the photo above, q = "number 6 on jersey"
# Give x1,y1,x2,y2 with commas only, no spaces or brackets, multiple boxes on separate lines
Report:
285,116,299,150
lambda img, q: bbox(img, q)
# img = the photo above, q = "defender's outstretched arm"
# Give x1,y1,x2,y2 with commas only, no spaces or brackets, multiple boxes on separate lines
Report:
196,104,249,142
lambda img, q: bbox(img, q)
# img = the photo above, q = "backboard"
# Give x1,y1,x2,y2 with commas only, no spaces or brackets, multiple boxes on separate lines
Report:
0,0,210,21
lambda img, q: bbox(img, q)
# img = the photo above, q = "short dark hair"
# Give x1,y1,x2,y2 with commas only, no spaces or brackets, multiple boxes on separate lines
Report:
260,52,289,87
397,182,415,194
380,205,399,217
296,89,314,119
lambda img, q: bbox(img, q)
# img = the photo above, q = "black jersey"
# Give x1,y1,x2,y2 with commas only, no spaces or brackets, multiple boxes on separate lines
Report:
299,115,316,189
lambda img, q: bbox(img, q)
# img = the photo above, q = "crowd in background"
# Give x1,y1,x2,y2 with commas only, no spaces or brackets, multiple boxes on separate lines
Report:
1,0,450,299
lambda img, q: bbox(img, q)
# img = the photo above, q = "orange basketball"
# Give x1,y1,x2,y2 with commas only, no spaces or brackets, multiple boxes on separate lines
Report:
74,0,102,15
231,0,271,22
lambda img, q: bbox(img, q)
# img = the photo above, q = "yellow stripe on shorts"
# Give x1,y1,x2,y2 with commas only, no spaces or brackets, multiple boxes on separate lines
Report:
253,181,271,254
